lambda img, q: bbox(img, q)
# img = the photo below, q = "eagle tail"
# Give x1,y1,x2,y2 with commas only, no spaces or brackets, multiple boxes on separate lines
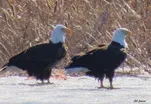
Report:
0,64,8,72
0,64,9,76
65,67,90,75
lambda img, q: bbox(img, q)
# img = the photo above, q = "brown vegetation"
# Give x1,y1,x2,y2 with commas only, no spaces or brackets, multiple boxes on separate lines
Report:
0,0,151,70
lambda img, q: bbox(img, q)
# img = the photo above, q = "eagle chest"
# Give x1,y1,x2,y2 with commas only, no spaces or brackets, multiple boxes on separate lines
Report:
56,46,66,59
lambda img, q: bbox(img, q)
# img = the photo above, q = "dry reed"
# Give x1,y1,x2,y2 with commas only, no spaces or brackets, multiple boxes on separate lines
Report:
0,0,150,72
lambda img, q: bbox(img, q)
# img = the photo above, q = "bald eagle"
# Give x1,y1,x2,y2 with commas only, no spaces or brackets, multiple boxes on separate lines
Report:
0,24,72,83
65,28,132,89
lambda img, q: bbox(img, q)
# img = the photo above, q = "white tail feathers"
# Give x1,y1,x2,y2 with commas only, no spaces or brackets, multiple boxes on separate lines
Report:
0,66,8,76
0,66,26,77
65,67,90,75
0,66,7,72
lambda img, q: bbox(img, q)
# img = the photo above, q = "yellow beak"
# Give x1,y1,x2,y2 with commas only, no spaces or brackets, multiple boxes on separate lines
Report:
128,31,132,36
65,28,72,36
124,30,132,36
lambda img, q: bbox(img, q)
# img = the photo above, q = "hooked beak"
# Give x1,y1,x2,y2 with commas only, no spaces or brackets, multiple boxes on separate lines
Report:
128,31,132,36
125,30,132,36
65,28,72,36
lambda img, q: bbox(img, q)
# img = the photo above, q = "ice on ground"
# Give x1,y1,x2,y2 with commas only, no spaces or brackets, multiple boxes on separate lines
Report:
0,76,151,104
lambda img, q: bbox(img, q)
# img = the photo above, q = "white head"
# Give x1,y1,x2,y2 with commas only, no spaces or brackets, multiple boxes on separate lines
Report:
50,24,72,44
113,28,132,48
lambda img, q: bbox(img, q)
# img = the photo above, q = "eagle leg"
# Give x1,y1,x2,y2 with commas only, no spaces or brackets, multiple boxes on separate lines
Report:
109,77,113,89
47,79,50,83
47,79,54,84
41,80,44,84
98,78,104,89
106,71,114,89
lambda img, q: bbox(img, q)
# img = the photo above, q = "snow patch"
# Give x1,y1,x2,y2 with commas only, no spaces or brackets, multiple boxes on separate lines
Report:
0,76,151,104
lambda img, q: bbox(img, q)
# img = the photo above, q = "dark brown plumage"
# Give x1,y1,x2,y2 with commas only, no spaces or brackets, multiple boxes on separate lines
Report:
0,24,72,83
66,28,132,88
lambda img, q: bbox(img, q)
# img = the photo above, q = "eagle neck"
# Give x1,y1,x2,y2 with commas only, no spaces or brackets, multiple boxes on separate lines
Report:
108,41,125,49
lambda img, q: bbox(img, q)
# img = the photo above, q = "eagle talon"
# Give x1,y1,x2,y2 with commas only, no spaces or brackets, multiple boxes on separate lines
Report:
47,80,54,84
97,86,106,89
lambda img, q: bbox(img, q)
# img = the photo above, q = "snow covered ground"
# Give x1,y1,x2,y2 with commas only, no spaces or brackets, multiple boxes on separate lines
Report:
0,75,151,104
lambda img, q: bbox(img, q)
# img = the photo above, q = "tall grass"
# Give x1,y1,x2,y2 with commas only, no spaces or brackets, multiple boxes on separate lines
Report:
0,0,151,70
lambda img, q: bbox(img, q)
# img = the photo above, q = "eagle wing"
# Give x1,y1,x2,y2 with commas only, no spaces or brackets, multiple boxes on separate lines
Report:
9,43,65,63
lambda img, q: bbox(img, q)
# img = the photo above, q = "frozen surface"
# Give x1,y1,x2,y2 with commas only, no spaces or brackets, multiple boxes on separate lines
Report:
0,76,151,104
